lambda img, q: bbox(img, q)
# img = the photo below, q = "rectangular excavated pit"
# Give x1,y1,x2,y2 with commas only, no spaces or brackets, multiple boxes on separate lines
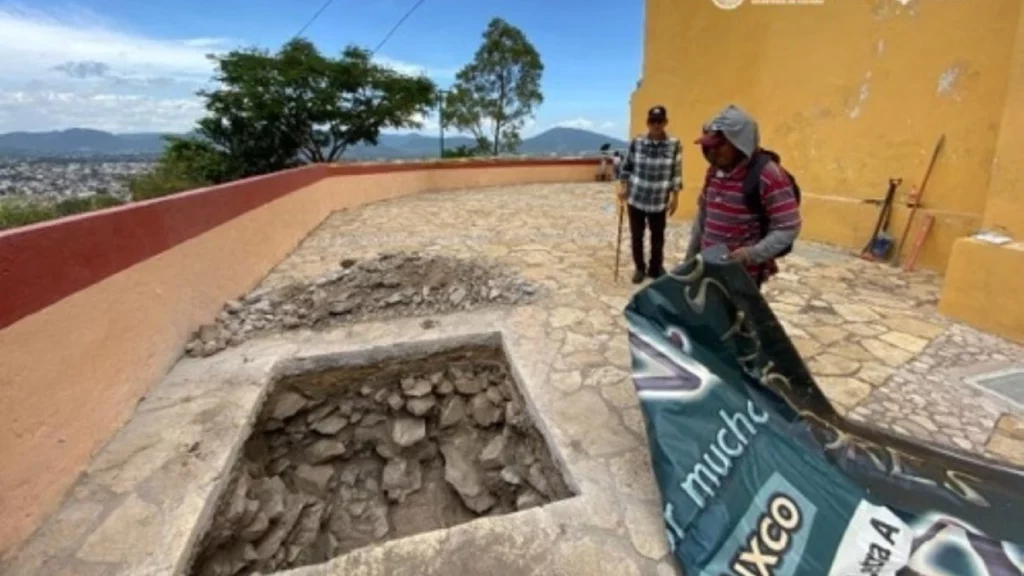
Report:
189,339,574,576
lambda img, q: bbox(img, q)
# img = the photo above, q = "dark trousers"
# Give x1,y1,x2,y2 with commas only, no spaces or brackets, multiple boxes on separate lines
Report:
627,205,667,274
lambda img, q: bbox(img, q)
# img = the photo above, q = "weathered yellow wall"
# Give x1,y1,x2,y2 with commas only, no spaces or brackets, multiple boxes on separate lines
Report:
940,240,1024,343
633,0,1023,272
940,2,1024,343
982,0,1024,239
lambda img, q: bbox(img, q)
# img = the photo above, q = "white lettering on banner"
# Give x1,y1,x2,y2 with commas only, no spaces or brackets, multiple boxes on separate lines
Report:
664,501,686,553
729,493,803,576
826,501,912,576
680,400,771,509
805,413,991,508
852,518,901,576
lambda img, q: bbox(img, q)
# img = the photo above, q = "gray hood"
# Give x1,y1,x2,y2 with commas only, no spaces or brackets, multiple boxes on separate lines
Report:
704,104,760,158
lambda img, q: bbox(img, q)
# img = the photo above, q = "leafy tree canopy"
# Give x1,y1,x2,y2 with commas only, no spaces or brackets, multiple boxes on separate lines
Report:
131,38,438,200
199,39,437,169
444,18,544,156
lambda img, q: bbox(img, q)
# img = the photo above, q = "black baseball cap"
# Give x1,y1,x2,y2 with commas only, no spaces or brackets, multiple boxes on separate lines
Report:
647,105,668,123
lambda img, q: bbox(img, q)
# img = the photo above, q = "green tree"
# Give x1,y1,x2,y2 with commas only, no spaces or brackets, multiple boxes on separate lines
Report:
444,18,544,156
129,38,437,200
128,137,229,201
198,39,436,169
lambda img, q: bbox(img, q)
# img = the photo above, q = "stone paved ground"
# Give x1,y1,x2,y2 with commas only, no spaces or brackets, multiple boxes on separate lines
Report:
6,182,1024,576
266,182,1024,466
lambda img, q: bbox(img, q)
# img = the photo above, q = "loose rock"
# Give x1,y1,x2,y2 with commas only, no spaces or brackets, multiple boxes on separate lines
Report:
380,458,423,503
470,393,502,427
439,397,466,429
391,417,426,447
516,489,545,511
441,441,496,513
294,464,335,494
405,395,436,417
311,415,348,436
305,440,346,464
479,434,509,470
270,392,309,420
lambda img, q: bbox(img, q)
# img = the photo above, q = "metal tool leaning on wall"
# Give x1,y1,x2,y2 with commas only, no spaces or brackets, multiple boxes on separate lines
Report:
626,244,1024,575
860,178,902,262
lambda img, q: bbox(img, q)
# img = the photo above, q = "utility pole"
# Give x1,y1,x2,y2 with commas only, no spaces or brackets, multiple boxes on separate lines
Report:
437,90,449,159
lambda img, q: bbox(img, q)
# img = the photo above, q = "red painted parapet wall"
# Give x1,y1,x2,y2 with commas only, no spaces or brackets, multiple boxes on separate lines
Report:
0,157,598,330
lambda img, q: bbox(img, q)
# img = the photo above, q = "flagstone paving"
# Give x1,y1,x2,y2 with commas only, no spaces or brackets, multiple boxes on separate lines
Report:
267,181,1024,467
6,182,1024,576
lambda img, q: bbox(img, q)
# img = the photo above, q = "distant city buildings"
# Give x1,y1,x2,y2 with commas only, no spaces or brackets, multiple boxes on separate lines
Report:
0,158,155,200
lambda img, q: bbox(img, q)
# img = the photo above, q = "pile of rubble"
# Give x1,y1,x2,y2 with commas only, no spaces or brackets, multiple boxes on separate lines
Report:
190,353,570,576
185,252,540,357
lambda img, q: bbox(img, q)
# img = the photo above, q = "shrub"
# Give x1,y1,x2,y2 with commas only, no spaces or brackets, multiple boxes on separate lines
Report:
0,194,126,231
442,145,477,159
128,137,228,201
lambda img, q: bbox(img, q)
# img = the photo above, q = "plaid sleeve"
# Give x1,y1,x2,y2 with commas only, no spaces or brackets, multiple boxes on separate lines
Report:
619,138,636,182
670,140,682,192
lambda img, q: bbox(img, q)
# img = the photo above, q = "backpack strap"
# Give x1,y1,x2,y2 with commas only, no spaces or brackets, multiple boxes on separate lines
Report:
741,151,773,236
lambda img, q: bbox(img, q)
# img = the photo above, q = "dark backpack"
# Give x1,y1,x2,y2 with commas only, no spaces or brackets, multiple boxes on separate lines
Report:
741,148,802,258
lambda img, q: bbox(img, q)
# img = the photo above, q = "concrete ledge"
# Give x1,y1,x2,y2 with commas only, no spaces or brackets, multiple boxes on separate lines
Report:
939,238,1024,343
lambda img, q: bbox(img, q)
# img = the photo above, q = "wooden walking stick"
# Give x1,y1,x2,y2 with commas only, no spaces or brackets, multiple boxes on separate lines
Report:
614,199,625,282
893,134,944,266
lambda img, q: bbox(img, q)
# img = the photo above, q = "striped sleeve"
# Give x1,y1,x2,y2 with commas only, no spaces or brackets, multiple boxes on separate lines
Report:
760,161,801,232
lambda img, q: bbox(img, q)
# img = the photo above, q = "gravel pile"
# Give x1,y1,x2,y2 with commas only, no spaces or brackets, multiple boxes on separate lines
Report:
185,252,540,357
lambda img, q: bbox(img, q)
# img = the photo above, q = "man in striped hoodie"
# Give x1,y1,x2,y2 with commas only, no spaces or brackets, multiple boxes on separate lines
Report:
685,104,801,288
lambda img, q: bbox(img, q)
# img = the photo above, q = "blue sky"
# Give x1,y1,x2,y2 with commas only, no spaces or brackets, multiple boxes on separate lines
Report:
0,0,643,138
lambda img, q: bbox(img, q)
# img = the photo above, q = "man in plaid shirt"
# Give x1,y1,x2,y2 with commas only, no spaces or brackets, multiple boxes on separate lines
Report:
617,105,682,284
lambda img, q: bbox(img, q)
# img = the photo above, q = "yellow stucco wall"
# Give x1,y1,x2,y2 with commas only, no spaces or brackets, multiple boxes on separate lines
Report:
940,240,1024,343
632,0,1023,273
940,2,1024,343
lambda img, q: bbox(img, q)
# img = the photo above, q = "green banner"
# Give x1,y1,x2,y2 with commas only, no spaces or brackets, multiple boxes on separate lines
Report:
626,245,1024,575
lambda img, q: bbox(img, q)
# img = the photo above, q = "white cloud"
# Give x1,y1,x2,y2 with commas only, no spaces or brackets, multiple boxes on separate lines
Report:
373,56,455,80
554,117,617,134
555,117,596,130
0,7,222,84
0,90,204,133
0,5,224,132
0,6,443,133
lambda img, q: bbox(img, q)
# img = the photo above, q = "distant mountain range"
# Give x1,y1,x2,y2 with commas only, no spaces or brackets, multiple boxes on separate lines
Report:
0,127,627,160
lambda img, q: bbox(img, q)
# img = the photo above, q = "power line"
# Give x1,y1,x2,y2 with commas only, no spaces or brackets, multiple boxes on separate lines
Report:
290,0,428,54
292,0,337,40
372,0,429,55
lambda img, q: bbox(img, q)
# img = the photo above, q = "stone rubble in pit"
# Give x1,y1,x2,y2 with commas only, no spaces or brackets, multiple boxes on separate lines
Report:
184,252,540,357
189,347,572,576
